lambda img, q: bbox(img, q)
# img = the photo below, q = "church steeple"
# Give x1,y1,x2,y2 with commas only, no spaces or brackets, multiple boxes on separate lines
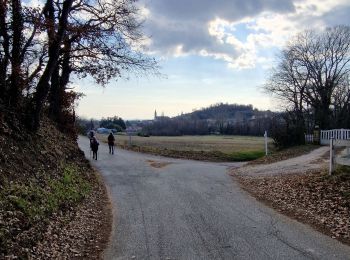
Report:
154,110,157,120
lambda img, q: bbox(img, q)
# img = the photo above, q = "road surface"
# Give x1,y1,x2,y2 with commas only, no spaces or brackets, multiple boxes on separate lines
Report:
78,136,350,260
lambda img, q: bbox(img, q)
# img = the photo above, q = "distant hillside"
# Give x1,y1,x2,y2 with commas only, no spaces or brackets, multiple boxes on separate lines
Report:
143,103,274,136
177,103,264,121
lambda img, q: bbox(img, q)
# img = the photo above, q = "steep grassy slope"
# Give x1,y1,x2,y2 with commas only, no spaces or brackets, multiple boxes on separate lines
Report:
0,110,111,258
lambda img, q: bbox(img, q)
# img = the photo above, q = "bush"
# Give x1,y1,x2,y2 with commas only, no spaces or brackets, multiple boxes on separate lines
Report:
137,132,150,137
271,114,305,148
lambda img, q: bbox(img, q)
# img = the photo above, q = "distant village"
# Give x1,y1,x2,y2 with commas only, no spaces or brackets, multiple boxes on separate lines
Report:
119,103,275,136
86,103,275,137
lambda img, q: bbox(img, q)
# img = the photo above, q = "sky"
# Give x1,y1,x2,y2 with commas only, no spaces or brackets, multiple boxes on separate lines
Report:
75,0,350,120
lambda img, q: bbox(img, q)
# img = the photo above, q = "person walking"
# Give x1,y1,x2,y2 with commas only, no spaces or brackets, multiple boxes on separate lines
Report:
88,130,95,158
108,132,115,154
91,136,99,160
88,130,94,139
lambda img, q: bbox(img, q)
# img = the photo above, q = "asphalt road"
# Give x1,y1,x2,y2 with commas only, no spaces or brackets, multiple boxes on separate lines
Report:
78,136,350,260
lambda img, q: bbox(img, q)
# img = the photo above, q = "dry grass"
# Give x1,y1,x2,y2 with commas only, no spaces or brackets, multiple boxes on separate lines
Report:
95,134,274,161
98,134,272,153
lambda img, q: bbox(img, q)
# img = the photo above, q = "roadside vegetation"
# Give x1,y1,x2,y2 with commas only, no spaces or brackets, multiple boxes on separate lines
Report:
97,133,320,164
0,116,111,258
96,134,272,161
0,165,90,225
265,26,350,147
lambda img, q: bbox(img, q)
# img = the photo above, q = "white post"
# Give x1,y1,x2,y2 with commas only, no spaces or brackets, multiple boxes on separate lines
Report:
329,138,334,175
264,131,268,156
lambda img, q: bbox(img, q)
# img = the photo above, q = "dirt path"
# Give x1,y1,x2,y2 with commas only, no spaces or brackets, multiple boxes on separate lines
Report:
235,146,329,176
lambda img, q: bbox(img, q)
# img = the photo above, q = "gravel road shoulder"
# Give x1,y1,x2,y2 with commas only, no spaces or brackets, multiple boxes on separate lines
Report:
234,146,329,177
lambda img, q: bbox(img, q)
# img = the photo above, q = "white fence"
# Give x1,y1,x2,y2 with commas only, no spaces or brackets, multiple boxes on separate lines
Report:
329,139,350,175
305,134,314,143
320,129,350,145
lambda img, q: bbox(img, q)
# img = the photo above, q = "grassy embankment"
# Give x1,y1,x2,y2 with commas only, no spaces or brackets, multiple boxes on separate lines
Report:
0,114,110,258
96,134,273,161
0,165,90,225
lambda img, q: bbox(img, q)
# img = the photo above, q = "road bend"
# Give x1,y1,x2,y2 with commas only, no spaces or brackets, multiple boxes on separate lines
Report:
78,136,350,260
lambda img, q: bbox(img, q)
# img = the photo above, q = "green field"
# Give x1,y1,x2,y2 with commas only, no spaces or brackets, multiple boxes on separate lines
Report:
96,134,274,162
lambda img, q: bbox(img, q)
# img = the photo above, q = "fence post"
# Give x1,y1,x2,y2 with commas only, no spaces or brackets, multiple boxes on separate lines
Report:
264,131,268,156
329,138,334,175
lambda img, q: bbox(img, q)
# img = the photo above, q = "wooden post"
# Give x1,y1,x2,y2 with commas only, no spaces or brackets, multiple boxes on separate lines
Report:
264,131,268,156
329,138,334,175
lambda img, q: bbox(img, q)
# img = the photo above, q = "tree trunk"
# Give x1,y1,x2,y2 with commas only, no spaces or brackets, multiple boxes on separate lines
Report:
32,54,60,130
49,40,72,125
48,65,60,121
8,0,23,108
30,0,73,130
0,0,10,104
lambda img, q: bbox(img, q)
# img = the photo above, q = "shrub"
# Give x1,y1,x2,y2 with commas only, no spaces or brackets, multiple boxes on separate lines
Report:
271,114,305,148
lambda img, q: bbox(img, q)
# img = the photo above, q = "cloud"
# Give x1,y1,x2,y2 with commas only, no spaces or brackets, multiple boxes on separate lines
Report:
322,4,350,26
139,0,350,70
141,0,295,23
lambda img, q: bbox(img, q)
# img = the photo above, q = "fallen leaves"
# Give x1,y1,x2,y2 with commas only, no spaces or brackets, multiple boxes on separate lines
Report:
28,170,112,259
0,117,112,259
234,170,350,244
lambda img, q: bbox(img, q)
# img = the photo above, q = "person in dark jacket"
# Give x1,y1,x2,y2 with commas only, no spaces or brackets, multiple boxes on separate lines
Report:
107,132,115,154
91,136,99,160
88,130,94,139
88,130,95,151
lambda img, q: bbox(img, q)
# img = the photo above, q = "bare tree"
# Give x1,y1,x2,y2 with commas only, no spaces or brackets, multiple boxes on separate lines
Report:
0,0,48,107
266,26,350,134
290,26,350,129
332,76,350,127
0,0,158,130
30,0,74,130
47,0,158,128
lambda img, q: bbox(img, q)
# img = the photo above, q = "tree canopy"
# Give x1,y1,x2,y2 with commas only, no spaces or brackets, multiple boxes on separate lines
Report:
0,0,157,132
265,25,350,146
100,116,126,130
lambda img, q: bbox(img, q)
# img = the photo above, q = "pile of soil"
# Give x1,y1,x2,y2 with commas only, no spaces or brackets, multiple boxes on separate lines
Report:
0,109,112,258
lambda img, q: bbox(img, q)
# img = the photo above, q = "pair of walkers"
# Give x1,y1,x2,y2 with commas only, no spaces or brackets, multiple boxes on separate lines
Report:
88,131,115,160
